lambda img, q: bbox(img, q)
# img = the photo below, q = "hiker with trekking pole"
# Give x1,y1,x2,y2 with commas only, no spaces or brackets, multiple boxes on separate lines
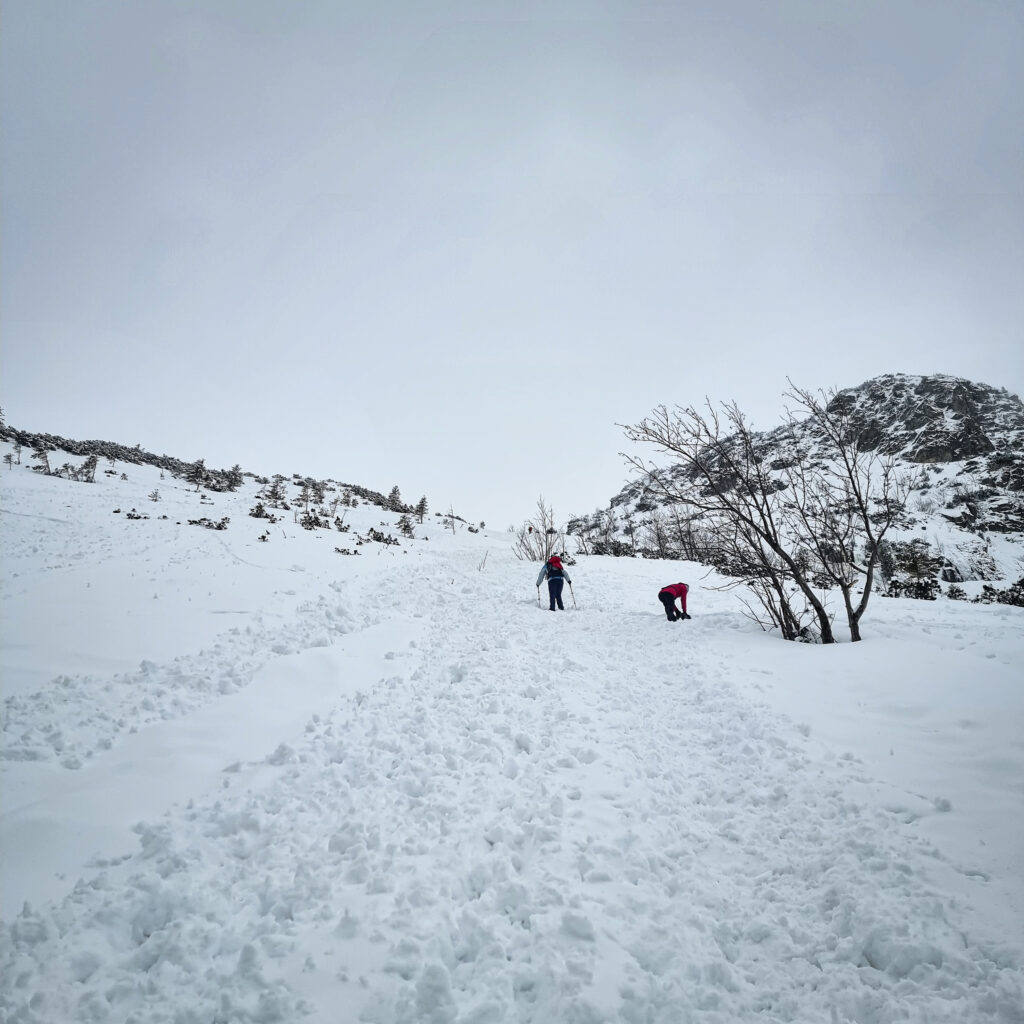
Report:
536,554,574,611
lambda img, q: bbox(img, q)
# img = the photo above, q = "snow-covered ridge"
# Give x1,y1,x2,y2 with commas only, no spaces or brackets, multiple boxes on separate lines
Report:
0,417,445,524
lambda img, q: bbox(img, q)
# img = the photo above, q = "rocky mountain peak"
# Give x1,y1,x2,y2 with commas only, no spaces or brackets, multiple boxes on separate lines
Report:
826,372,1024,467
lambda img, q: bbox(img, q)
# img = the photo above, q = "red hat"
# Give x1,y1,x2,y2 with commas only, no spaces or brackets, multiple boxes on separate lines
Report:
549,555,562,566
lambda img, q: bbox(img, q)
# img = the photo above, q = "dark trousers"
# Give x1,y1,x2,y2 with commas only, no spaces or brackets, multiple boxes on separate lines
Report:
659,591,680,620
548,577,565,610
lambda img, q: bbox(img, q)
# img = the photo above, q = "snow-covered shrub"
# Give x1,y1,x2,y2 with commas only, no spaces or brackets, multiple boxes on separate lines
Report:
973,577,1024,607
885,577,939,600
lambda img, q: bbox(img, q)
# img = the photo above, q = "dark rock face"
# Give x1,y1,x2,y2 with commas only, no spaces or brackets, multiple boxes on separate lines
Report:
828,374,1021,496
910,422,995,464
837,375,1024,533
836,374,1021,468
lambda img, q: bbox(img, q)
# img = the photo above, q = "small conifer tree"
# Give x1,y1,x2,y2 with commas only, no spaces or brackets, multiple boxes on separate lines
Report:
186,458,206,491
31,444,51,475
266,475,286,506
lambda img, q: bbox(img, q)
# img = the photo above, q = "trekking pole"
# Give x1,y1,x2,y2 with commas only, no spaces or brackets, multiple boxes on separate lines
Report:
537,586,540,606
569,583,577,609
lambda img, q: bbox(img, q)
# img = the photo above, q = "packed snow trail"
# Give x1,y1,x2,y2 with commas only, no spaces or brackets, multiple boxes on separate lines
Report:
304,550,1022,1023
2,463,1023,1023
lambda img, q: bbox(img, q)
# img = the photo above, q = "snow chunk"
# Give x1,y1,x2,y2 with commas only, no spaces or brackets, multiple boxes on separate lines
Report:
413,962,457,1024
561,910,596,941
265,743,297,765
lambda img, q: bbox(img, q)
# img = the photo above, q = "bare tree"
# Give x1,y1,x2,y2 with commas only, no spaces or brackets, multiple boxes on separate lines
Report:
641,508,674,559
624,387,919,643
623,402,837,643
780,383,916,641
622,513,638,556
512,496,565,561
636,504,725,565
592,507,631,556
566,514,595,556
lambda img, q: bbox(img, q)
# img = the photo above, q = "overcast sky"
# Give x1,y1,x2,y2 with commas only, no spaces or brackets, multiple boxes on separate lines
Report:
3,1,1022,527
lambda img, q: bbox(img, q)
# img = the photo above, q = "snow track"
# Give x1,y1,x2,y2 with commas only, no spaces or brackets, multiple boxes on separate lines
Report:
2,464,1022,1023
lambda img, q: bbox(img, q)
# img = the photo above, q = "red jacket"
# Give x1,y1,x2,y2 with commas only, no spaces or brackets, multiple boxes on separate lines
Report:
659,582,688,611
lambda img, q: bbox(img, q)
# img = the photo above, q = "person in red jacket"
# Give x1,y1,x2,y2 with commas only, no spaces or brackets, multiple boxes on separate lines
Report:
658,582,690,621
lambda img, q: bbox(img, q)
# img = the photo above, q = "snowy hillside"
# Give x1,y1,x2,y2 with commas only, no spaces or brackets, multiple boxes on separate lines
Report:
592,374,1024,590
1,439,1023,1023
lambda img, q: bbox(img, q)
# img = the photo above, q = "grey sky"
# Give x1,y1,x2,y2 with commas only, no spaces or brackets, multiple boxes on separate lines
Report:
3,1,1022,527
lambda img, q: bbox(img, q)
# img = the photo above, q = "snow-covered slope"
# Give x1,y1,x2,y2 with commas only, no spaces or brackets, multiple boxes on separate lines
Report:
593,374,1024,588
1,440,1023,1023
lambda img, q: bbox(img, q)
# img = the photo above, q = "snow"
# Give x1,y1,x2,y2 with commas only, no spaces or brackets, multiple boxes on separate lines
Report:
2,446,1023,1023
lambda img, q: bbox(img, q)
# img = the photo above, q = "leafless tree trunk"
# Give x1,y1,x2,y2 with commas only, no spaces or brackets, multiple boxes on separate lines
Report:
782,383,916,641
596,508,621,555
567,515,595,556
642,509,673,559
572,528,592,556
623,514,637,556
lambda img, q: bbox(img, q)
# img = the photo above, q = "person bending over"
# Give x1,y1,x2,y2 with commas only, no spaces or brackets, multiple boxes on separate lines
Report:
658,582,690,621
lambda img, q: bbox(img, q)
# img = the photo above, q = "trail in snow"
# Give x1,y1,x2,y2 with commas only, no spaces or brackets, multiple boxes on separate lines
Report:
1,458,1022,1023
